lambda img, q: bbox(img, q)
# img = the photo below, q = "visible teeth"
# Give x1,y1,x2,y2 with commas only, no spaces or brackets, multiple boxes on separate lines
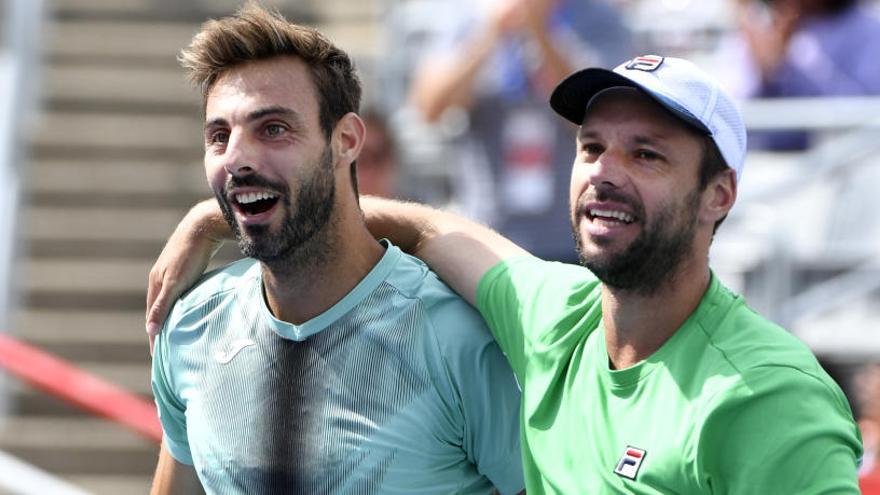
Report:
235,191,278,204
590,209,634,223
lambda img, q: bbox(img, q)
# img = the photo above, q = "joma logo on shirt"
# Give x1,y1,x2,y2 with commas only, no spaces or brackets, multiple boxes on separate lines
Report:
614,446,646,480
214,338,256,364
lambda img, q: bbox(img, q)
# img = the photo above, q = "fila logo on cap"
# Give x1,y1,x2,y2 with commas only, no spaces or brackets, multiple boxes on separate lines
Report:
614,446,647,480
625,55,664,72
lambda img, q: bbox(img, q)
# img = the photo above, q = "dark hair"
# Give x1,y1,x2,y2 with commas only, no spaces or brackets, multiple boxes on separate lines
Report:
179,1,362,140
698,136,732,234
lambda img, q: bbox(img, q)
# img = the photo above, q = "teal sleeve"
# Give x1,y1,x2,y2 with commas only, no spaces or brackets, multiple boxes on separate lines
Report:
151,329,193,465
700,366,863,494
430,298,525,495
476,256,597,381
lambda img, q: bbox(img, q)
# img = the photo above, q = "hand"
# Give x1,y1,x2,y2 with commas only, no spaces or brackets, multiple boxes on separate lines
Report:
520,0,556,36
145,200,230,352
489,0,528,37
737,0,800,78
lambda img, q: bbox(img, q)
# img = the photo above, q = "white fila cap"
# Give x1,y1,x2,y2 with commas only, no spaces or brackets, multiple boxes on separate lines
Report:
550,55,747,181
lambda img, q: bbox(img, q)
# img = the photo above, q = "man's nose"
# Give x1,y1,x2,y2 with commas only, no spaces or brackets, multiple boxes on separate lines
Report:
588,148,626,189
222,132,261,176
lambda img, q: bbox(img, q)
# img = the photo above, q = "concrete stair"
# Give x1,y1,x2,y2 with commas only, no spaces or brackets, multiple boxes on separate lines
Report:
0,1,380,493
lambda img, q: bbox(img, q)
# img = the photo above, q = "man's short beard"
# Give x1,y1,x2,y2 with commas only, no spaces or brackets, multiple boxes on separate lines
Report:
216,146,336,271
573,189,701,296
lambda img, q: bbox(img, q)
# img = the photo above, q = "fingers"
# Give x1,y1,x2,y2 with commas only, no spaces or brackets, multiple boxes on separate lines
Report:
146,267,161,328
146,282,173,344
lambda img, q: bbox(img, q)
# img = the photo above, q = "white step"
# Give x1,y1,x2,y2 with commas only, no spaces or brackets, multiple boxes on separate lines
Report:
16,310,150,345
65,475,152,495
48,21,199,61
44,65,197,107
32,112,202,152
28,158,207,196
21,259,153,293
23,206,189,242
0,417,154,451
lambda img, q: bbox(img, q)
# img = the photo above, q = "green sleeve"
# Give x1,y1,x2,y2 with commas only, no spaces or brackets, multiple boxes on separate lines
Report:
699,366,863,493
150,328,193,465
476,256,598,381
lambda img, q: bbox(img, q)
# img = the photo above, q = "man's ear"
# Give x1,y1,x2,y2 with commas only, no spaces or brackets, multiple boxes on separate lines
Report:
331,112,366,169
701,168,737,225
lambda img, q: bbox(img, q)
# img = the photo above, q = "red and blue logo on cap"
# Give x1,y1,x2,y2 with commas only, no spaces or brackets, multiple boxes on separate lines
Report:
625,55,664,72
614,446,647,480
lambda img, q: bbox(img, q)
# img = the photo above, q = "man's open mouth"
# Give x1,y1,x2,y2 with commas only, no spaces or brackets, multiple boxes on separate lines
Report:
234,191,280,216
587,208,636,225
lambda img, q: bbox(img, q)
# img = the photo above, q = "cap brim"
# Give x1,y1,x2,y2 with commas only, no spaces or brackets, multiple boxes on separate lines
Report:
550,67,710,134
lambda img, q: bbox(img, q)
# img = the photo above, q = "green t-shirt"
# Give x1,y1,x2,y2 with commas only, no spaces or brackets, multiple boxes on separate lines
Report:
476,256,863,494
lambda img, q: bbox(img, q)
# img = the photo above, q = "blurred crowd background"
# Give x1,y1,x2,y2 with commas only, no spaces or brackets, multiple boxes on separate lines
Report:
0,0,879,493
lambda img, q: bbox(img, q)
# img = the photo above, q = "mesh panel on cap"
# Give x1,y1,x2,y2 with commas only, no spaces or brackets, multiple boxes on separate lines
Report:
713,95,747,169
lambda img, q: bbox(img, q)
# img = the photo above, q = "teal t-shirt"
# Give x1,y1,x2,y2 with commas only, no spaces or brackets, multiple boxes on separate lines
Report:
476,256,862,494
151,243,524,494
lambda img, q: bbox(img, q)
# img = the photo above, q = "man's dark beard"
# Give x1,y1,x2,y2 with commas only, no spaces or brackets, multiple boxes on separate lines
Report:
216,146,336,270
572,188,700,296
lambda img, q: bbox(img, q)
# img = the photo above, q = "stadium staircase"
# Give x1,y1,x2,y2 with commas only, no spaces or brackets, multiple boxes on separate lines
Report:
0,0,379,493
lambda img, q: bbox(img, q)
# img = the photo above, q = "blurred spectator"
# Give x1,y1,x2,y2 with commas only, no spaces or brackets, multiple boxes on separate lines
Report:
856,363,880,492
721,0,880,150
408,0,632,262
357,109,401,198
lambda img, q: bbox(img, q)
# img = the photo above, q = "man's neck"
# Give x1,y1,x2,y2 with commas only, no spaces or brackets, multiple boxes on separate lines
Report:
260,213,385,325
601,259,711,370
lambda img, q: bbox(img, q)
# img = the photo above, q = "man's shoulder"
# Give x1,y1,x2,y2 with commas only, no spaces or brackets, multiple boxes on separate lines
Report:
693,287,845,405
169,258,259,322
706,295,821,375
384,252,493,344
384,251,470,310
482,256,600,301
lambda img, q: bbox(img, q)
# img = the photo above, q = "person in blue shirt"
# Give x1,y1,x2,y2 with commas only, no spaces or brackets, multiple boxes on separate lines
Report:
148,4,523,494
409,0,632,262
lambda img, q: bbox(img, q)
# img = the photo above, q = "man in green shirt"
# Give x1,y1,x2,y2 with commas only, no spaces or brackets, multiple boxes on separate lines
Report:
147,55,863,493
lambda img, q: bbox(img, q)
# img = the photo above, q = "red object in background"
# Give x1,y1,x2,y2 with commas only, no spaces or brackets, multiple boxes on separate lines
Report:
0,333,161,443
863,473,880,494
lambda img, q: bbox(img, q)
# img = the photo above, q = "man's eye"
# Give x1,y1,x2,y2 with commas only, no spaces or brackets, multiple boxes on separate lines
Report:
582,143,603,155
636,149,661,160
265,124,286,137
209,131,229,144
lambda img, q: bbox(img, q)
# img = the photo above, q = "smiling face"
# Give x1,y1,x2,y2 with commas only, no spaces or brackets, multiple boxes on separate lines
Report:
570,88,708,294
203,56,337,265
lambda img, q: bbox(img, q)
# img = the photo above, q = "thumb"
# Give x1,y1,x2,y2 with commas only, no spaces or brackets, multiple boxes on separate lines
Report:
145,285,172,342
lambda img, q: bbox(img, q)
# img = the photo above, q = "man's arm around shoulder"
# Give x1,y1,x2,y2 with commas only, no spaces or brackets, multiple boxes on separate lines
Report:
362,196,530,305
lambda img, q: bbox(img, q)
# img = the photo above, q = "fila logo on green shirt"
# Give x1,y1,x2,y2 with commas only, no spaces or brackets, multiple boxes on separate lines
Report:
614,446,647,480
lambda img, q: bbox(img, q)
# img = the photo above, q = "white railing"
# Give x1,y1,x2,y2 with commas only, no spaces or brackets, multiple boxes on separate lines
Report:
0,0,45,419
715,96,880,358
0,450,92,495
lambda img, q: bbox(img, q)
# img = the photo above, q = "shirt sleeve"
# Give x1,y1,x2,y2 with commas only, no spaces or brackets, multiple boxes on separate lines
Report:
699,366,863,494
429,295,525,495
151,329,194,465
476,256,599,381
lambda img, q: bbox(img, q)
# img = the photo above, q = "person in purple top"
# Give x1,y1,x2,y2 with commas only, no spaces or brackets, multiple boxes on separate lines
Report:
722,0,880,149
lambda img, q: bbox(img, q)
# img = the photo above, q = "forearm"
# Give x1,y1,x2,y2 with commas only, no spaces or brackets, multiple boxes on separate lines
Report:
409,26,499,122
151,444,203,495
185,199,234,244
362,197,529,305
526,21,575,92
